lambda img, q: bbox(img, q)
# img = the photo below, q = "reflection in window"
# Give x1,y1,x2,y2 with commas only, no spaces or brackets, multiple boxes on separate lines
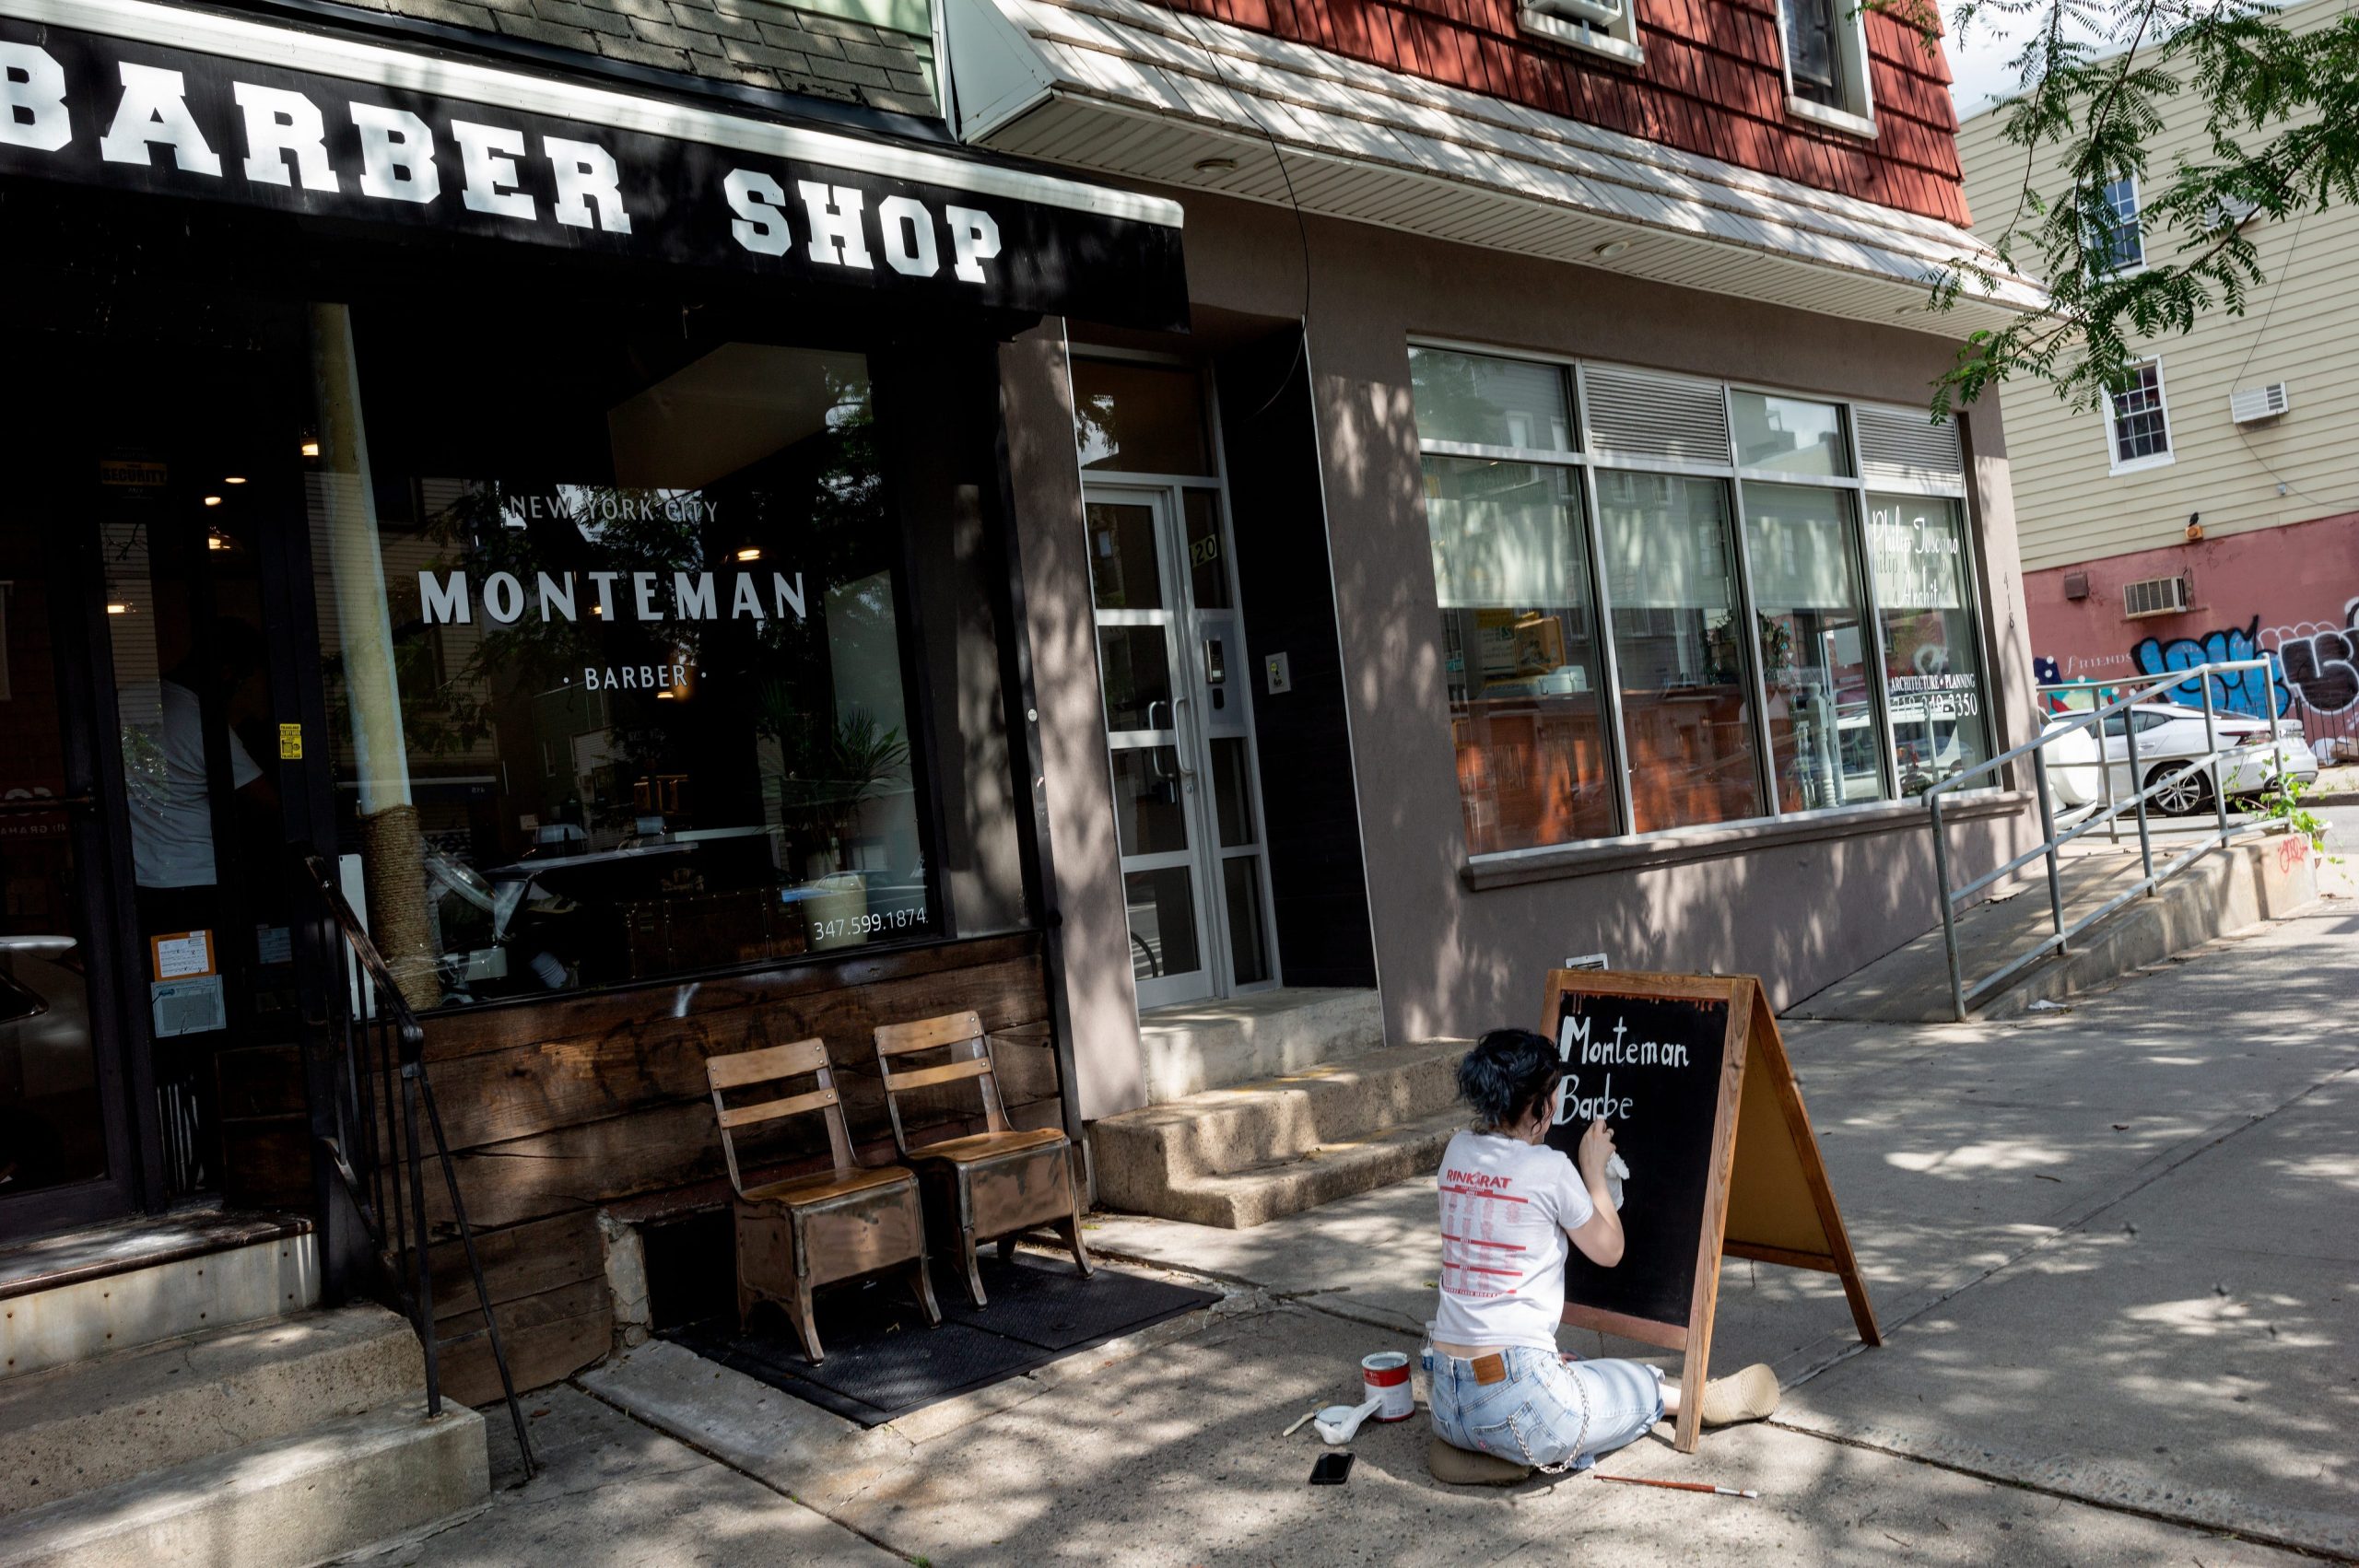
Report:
1425,455,1616,852
1072,360,1211,475
1409,347,1577,453
1597,473,1763,832
312,317,934,1008
1745,485,1884,811
1731,392,1849,477
1868,496,1992,795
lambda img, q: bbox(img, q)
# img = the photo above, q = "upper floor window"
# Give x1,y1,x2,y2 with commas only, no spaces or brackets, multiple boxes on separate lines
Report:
2090,175,2145,274
2105,359,2174,474
1778,0,1874,136
1519,0,1644,67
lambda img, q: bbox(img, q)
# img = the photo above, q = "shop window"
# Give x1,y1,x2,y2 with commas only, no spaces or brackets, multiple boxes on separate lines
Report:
1597,472,1763,832
1743,484,1885,812
1073,358,1213,476
311,310,936,1009
1411,347,1578,455
1778,0,1874,135
1731,391,1850,478
1412,347,1989,855
1868,496,1992,795
1414,347,1615,853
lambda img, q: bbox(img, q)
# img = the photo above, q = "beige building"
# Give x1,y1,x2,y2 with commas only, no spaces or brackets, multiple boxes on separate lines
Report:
1956,1,2359,748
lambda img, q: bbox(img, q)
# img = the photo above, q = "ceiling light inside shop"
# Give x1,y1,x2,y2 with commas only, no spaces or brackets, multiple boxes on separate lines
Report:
203,495,222,508
224,476,247,485
106,603,131,614
206,531,233,552
300,440,321,458
733,546,762,562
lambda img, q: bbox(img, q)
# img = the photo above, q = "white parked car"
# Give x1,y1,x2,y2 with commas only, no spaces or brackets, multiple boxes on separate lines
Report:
2043,701,2319,814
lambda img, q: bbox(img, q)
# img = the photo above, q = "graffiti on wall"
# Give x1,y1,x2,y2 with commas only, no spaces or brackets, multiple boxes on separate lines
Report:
2271,606,2359,716
2130,615,2292,718
2107,599,2359,720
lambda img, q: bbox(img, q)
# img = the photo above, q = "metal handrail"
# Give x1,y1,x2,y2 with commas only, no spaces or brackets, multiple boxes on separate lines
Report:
295,848,536,1478
1922,659,2292,1020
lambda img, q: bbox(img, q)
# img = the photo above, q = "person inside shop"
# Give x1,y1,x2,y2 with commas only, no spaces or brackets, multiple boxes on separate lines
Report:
1425,1028,1782,1484
123,618,279,919
121,617,280,1188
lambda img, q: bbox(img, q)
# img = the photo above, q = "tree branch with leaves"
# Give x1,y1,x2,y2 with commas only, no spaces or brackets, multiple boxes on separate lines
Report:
1881,0,2359,418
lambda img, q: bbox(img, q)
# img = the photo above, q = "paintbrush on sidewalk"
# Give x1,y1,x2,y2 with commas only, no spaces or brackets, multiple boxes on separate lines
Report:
1595,1474,1759,1499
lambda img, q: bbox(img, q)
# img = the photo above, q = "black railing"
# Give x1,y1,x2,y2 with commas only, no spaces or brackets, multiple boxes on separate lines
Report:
293,847,535,1478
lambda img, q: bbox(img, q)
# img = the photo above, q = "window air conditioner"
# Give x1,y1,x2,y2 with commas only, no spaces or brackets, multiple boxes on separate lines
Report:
1528,0,1624,27
2123,575,2191,618
2229,382,2291,424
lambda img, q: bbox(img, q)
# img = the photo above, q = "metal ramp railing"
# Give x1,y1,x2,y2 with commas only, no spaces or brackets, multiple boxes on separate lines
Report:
1924,659,2294,1021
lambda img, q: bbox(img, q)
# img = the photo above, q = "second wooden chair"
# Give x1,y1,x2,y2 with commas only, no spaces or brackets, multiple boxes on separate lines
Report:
706,1036,939,1364
873,1010,1091,1307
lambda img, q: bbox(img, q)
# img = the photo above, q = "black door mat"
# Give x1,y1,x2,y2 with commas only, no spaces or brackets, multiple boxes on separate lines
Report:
660,1253,1218,1427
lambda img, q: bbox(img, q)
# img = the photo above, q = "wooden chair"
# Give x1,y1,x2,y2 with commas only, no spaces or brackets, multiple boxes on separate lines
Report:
706,1037,939,1364
873,1011,1091,1307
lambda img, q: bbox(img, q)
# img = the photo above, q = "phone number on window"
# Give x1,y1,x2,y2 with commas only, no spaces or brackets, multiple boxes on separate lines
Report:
807,908,925,940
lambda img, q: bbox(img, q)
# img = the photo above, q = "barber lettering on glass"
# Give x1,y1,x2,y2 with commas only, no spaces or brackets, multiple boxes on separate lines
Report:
0,37,1003,281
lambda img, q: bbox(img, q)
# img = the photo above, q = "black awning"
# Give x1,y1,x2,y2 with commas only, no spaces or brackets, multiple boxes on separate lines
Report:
0,0,1188,330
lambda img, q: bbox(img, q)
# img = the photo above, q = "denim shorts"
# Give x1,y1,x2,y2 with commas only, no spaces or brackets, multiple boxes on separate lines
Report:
1423,1343,1664,1471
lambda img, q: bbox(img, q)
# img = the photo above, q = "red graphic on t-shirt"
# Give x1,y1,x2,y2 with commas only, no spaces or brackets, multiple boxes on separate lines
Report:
1439,1166,1537,1301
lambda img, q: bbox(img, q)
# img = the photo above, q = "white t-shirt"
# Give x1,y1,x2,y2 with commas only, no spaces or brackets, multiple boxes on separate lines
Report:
122,679,262,889
1433,1130,1596,1352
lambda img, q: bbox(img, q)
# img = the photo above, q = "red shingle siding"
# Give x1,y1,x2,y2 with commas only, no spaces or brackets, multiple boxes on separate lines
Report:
1152,0,1968,222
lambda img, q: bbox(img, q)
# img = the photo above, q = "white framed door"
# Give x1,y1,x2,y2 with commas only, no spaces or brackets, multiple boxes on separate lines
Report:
1085,482,1276,1009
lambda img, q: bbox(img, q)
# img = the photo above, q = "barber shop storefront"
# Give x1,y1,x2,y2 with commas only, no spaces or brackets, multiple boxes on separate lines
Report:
0,0,1182,1398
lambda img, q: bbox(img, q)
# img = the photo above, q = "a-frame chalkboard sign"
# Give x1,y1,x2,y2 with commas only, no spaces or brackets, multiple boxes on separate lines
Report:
1542,969,1880,1453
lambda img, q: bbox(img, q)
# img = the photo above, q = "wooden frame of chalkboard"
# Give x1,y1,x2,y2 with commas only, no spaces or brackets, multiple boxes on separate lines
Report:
1542,969,1879,1453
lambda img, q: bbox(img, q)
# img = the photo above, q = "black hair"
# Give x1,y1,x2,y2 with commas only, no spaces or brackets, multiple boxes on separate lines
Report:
1458,1027,1562,1131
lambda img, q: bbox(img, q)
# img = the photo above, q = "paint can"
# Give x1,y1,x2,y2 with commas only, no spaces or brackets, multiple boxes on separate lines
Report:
1361,1351,1414,1422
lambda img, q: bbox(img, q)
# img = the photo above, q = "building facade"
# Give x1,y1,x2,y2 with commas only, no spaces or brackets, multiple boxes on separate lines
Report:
1956,0,2359,757
950,0,2048,1113
3,0,2040,1449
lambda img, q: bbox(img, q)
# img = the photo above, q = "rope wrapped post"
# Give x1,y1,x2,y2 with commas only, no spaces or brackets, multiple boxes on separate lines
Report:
312,302,440,1012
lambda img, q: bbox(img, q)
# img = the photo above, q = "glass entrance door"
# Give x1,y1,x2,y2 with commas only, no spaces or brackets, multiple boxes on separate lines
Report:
1086,486,1276,1009
0,513,144,1234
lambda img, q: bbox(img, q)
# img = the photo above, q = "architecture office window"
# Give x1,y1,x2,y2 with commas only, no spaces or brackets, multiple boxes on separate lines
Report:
1413,348,1994,856
1413,352,1617,852
1778,0,1872,130
2105,359,2173,473
308,305,937,1011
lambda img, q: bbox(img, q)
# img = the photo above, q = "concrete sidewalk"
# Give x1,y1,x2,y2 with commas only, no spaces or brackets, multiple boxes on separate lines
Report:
341,895,2356,1567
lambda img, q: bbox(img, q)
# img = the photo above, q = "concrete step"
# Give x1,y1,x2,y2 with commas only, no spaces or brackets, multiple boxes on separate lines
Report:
0,1400,487,1568
1091,1039,1467,1227
1,1212,317,1381
1136,987,1385,1103
0,1304,425,1516
1133,1108,1464,1229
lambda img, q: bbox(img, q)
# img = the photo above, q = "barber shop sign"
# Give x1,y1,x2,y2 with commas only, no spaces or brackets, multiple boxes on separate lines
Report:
0,0,1187,327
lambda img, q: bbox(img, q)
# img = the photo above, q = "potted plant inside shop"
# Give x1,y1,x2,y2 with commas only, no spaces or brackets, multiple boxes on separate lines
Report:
771,702,910,950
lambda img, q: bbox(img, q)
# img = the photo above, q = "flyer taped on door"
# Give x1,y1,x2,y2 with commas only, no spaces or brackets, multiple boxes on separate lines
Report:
151,930,217,981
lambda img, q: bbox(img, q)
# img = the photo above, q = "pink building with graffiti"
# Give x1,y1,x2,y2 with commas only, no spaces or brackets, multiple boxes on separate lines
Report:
2026,513,2359,753
1957,0,2359,759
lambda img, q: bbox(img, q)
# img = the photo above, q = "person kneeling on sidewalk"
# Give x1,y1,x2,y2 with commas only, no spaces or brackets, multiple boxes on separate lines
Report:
1426,1028,1779,1484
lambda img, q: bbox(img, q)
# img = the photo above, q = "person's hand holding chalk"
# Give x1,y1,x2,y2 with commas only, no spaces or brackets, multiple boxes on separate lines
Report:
1576,1116,1618,1188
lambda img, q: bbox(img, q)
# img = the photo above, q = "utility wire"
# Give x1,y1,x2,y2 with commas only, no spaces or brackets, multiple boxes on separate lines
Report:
1166,5,1313,423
